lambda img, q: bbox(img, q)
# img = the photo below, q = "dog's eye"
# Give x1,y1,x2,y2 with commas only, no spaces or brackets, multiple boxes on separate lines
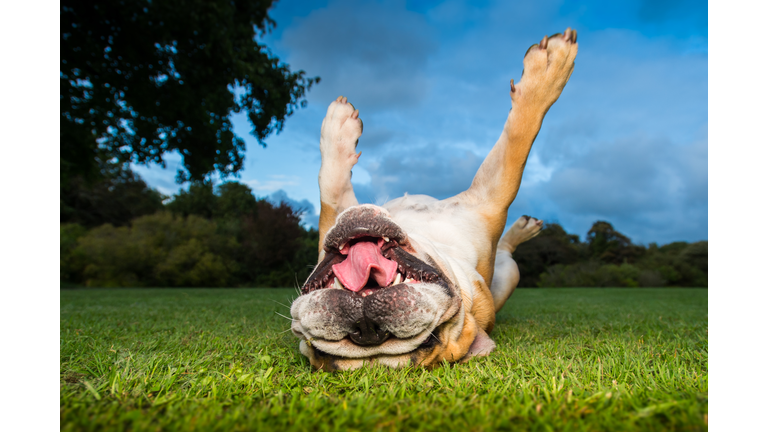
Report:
420,333,440,349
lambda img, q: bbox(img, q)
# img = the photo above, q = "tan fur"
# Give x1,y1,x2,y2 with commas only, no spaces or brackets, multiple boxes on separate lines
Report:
318,202,337,255
471,280,497,333
475,210,510,285
434,312,479,364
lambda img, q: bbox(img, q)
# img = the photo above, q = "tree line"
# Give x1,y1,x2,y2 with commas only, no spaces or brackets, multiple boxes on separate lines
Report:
60,167,317,288
513,221,707,287
60,168,707,288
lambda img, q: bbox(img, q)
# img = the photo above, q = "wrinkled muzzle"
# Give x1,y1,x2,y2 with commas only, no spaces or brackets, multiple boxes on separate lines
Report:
290,205,461,362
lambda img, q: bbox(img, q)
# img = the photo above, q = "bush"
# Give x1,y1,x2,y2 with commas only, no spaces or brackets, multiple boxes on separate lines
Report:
638,270,666,287
60,223,87,283
538,261,642,288
154,239,231,287
513,223,583,287
76,224,144,287
636,240,708,287
74,213,238,287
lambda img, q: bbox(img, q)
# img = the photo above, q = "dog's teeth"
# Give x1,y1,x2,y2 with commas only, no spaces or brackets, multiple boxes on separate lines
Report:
393,273,402,285
334,277,344,290
383,237,389,243
404,277,414,284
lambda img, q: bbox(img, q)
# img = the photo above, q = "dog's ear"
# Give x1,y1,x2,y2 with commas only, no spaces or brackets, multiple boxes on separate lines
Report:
461,327,496,362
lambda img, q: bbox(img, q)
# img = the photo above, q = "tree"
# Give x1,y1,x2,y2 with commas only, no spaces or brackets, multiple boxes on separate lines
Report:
60,0,320,183
240,201,305,284
165,182,218,219
513,222,583,287
215,182,259,219
60,166,165,228
586,221,644,264
165,181,258,220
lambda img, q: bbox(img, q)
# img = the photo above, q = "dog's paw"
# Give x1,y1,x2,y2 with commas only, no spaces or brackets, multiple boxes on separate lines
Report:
510,28,578,111
498,215,544,253
320,96,364,169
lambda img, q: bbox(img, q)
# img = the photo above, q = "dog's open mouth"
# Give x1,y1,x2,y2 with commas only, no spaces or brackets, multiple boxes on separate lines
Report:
301,206,447,296
301,236,445,296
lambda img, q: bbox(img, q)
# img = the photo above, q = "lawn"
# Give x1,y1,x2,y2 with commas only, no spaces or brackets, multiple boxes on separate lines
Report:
60,288,708,431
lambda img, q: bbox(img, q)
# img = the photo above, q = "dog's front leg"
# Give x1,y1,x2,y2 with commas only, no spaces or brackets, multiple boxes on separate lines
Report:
317,96,364,255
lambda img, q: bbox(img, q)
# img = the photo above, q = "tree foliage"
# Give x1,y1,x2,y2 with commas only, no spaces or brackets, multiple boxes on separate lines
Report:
165,182,218,219
513,223,583,287
60,177,707,288
60,166,165,228
514,221,707,288
73,213,238,287
165,181,259,220
587,220,645,264
62,180,318,287
240,201,305,285
60,0,320,183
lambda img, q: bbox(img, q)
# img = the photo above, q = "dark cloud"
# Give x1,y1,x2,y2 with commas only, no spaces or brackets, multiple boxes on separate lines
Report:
546,135,706,216
506,133,707,244
278,0,438,111
358,126,397,149
354,144,483,203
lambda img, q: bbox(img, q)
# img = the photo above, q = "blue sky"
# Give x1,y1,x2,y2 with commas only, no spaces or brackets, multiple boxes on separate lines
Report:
133,0,708,245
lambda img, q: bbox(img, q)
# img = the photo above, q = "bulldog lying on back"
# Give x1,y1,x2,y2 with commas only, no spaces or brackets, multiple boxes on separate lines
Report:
291,29,578,371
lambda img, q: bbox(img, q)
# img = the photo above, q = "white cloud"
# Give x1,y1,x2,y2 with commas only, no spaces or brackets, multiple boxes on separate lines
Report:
243,175,301,192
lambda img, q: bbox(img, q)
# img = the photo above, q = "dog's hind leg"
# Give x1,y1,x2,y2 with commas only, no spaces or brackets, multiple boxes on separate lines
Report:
457,30,577,252
449,30,577,287
490,215,543,312
317,96,364,256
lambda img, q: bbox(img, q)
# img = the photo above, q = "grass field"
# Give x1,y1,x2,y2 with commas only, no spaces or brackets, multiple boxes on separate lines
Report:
60,288,707,431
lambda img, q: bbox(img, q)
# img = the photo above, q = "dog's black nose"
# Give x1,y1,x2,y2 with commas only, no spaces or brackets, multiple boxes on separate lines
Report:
349,315,390,346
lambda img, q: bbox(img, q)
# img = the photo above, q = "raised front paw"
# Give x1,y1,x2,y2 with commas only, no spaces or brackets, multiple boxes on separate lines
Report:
320,96,364,169
510,28,578,111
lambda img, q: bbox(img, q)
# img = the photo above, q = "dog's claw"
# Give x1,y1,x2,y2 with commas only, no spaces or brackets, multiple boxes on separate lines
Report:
341,96,348,104
336,95,343,102
510,79,515,93
539,36,548,49
563,27,577,43
352,109,359,119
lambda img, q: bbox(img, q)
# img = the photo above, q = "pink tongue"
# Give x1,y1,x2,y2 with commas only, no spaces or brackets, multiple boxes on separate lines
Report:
332,242,398,292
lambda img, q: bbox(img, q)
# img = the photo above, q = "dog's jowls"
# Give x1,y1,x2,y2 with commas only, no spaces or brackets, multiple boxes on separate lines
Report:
291,29,578,370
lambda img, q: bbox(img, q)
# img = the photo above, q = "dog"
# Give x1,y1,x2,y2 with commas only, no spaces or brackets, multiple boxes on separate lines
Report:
290,29,578,371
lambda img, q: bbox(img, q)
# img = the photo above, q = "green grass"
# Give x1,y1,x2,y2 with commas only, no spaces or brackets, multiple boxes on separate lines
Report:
60,288,707,431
